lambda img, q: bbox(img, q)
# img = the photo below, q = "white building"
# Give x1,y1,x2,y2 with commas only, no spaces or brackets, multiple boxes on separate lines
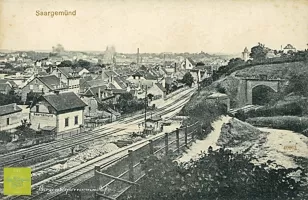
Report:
29,92,87,133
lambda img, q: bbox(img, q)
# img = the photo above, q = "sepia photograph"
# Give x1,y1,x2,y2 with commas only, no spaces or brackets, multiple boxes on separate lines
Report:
0,0,308,199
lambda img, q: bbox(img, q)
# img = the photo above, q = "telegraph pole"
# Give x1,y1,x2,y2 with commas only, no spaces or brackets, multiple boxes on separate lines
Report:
144,86,148,126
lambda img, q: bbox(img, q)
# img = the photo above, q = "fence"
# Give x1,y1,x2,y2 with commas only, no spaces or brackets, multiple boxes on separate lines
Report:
93,121,201,200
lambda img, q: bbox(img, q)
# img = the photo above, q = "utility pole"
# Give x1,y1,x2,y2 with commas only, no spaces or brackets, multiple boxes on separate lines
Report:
144,86,147,126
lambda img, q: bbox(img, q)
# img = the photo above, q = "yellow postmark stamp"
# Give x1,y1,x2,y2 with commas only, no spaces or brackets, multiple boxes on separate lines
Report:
4,167,31,195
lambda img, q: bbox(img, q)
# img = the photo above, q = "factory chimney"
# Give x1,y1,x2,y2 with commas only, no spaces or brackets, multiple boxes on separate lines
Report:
137,48,140,65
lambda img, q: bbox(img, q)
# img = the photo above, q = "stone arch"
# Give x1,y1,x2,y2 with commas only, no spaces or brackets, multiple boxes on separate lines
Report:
251,85,277,105
246,80,280,105
251,83,278,93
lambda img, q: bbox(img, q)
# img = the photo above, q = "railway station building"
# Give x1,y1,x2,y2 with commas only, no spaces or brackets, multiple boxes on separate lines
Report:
29,91,87,134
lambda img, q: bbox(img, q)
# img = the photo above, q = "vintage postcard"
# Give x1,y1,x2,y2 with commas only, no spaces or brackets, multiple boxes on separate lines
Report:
0,0,308,199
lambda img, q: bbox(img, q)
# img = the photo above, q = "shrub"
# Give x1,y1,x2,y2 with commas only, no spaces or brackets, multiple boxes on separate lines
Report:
0,131,12,143
235,101,305,121
125,148,307,200
246,116,308,132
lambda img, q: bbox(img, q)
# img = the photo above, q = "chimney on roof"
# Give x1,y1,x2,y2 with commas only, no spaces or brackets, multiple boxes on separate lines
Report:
137,48,140,65
13,103,17,110
98,87,101,100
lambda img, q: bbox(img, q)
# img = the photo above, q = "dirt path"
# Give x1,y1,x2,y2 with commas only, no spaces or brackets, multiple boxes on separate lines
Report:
178,116,231,163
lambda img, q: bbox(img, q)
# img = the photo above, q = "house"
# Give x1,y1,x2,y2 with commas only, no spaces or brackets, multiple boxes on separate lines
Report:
75,67,90,77
29,92,87,133
0,103,22,131
20,75,68,102
283,44,296,54
51,67,81,93
147,83,167,99
81,85,116,115
190,68,211,83
181,58,195,70
126,70,165,90
101,70,119,83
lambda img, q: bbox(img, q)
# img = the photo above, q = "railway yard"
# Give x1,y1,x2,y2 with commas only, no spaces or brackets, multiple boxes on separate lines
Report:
0,87,196,200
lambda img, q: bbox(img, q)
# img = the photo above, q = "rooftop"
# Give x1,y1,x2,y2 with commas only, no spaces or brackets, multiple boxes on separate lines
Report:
38,92,87,112
37,75,67,89
0,103,22,116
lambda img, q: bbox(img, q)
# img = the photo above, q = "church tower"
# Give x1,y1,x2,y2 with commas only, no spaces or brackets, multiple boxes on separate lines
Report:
242,47,249,61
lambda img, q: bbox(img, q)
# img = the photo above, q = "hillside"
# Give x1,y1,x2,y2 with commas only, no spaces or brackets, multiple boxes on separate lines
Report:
234,61,308,79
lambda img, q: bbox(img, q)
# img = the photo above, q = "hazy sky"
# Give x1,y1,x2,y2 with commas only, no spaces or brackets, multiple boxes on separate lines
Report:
0,0,308,54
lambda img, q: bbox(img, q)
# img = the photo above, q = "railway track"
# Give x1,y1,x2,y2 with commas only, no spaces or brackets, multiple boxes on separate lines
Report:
10,134,165,200
0,88,195,169
0,88,195,191
3,90,194,200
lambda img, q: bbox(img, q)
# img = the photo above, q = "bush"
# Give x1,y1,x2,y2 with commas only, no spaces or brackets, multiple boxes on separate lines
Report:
246,116,308,132
126,148,307,200
183,99,227,139
0,131,12,143
234,101,306,121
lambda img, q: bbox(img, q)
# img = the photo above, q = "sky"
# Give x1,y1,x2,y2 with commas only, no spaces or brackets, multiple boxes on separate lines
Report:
0,0,308,54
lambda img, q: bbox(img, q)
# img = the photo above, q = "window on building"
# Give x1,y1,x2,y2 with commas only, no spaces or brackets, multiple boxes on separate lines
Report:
6,118,10,125
47,106,52,114
65,118,69,127
30,85,33,90
74,116,78,125
36,105,39,112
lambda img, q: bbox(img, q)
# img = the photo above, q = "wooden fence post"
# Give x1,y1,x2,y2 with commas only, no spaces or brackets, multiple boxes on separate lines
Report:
94,166,100,200
149,140,154,154
176,128,180,154
165,132,169,155
191,129,195,143
128,150,134,182
185,126,188,146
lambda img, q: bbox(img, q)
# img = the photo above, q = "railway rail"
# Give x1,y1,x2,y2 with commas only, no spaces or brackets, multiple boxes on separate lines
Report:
1,88,196,199
0,88,195,168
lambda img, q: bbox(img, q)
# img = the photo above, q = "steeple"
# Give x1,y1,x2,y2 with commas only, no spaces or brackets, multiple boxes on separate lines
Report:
242,47,249,61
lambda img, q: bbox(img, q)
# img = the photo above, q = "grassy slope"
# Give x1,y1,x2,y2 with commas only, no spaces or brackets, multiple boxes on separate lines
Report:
184,61,308,118
235,61,308,79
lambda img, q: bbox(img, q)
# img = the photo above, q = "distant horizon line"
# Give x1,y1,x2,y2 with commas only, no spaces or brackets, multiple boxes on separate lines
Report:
0,48,240,56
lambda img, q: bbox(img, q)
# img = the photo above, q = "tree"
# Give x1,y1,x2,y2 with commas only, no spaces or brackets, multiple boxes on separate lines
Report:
128,148,307,200
181,72,194,87
285,71,308,96
74,59,92,69
250,43,269,61
0,92,21,106
227,58,245,67
115,93,145,114
58,60,73,68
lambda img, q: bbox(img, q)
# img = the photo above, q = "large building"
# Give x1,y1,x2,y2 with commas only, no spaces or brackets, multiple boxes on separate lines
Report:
20,75,68,102
29,92,87,133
